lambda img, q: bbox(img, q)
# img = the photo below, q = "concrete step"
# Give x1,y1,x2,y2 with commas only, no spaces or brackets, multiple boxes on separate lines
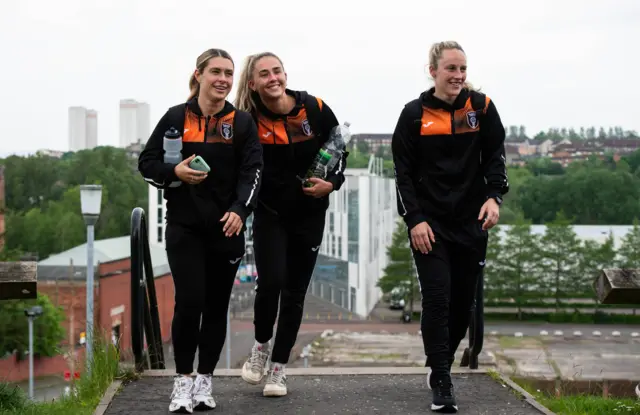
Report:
98,368,552,415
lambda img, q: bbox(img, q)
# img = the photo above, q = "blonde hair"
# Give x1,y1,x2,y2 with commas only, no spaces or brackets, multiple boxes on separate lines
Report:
188,48,234,101
428,41,475,91
234,52,284,112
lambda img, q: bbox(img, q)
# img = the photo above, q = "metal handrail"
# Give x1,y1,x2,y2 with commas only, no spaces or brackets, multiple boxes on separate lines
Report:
130,207,165,372
460,270,484,369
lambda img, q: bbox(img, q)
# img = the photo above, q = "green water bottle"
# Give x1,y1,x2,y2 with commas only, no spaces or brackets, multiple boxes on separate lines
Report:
302,149,333,187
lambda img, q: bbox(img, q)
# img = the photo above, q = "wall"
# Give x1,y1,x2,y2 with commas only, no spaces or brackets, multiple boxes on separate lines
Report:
37,281,98,347
98,258,175,353
0,348,85,383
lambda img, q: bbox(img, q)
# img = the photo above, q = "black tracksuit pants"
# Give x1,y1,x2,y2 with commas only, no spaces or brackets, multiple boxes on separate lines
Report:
412,219,487,378
252,206,326,364
165,222,245,375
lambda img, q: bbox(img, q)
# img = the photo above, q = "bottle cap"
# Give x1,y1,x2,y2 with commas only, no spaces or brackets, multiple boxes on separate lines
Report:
165,127,181,139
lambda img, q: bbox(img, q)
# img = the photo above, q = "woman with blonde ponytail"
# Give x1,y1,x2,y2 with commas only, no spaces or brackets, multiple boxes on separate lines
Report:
138,48,263,413
235,52,348,399
391,41,508,413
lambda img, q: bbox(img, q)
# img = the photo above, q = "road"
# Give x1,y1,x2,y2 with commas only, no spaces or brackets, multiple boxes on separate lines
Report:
229,319,640,338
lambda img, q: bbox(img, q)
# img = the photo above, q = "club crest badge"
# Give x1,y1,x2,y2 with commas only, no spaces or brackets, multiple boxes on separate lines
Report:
221,122,233,140
301,119,312,136
466,111,479,129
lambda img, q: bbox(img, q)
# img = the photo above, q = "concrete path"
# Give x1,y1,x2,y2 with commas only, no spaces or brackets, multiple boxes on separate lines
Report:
102,372,547,415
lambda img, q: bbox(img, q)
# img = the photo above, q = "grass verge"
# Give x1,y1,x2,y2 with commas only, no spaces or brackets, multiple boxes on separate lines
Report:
0,333,123,415
514,378,640,415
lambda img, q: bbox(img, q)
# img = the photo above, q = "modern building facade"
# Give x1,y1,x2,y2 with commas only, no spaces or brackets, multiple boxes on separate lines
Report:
68,106,98,151
119,99,150,148
310,160,397,317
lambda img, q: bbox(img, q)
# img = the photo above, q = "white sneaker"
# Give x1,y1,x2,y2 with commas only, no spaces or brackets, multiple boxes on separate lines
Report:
263,363,287,397
192,374,216,410
169,376,194,413
241,341,270,384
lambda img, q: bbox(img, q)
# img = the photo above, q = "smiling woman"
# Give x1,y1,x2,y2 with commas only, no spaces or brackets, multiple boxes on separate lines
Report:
137,47,263,414
391,40,509,413
233,52,348,399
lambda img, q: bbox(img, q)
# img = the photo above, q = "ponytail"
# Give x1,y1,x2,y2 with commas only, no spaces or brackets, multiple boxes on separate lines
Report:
234,55,258,112
188,73,199,101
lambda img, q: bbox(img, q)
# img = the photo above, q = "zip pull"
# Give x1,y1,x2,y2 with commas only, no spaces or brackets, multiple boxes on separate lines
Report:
204,115,211,142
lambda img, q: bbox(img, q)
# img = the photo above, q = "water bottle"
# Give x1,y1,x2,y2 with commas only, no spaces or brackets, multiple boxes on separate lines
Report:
302,122,351,187
163,127,182,188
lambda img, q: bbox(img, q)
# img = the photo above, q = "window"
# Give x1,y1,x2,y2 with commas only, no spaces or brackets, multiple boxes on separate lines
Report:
157,189,163,205
157,226,163,243
329,212,334,233
157,207,163,225
338,236,342,258
348,241,358,263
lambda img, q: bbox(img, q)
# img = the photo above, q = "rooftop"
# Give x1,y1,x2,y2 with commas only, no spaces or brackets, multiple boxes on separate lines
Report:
37,235,169,281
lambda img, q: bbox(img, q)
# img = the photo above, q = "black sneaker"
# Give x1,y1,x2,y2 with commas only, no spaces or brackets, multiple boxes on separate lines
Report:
430,377,458,413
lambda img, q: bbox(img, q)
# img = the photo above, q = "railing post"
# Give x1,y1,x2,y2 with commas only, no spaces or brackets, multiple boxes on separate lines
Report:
130,207,166,371
460,269,484,369
130,208,145,372
142,220,165,370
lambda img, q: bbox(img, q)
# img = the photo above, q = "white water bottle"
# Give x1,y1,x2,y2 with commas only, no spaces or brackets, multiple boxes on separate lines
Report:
163,127,182,188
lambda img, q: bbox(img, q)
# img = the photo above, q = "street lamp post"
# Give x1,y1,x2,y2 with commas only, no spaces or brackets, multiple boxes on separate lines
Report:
24,306,43,400
80,184,102,373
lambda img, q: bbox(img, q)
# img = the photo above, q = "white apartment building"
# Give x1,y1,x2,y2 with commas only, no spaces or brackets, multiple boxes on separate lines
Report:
120,99,150,148
68,107,98,151
147,156,397,318
310,157,397,317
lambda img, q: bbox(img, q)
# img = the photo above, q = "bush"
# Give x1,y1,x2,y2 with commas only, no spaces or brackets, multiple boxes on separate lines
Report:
0,329,121,415
0,383,27,412
0,294,65,358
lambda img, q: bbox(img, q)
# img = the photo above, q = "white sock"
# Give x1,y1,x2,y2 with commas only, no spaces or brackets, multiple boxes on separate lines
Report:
272,362,285,371
254,340,269,351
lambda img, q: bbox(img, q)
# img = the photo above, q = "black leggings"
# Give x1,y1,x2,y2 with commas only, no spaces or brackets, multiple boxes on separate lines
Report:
412,223,487,377
165,222,245,375
252,207,325,364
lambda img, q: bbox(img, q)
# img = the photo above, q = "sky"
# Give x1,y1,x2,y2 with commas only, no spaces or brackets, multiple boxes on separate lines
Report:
1,0,639,155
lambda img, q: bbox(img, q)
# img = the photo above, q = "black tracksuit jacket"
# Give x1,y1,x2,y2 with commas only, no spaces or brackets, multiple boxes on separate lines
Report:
251,89,347,216
138,98,263,229
392,87,509,232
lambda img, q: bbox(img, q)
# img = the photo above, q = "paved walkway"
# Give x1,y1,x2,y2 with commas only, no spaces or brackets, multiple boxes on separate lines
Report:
102,372,546,414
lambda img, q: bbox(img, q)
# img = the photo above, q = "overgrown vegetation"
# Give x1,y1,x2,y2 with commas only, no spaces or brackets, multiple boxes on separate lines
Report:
0,332,121,415
514,378,640,415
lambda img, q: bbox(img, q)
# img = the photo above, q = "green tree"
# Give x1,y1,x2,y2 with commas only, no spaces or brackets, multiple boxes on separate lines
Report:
579,231,617,295
377,219,418,313
2,146,148,260
496,217,540,319
0,294,65,358
617,219,640,269
355,140,370,155
484,226,504,300
539,211,582,311
518,166,640,224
